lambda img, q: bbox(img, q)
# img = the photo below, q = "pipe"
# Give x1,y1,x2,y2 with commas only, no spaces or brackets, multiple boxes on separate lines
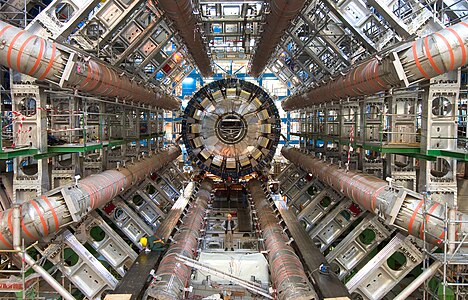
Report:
281,147,468,246
12,204,20,249
0,146,181,250
282,21,468,111
21,253,76,300
249,0,307,77
153,0,213,77
393,261,443,300
448,207,457,254
248,179,317,300
0,20,180,110
144,179,213,300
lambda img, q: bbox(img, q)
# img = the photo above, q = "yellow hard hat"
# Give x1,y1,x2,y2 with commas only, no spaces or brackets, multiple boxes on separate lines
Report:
140,237,148,247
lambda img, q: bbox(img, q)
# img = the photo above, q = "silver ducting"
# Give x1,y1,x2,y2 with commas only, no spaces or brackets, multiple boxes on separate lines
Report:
0,20,180,110
282,21,468,111
0,146,181,250
282,147,468,246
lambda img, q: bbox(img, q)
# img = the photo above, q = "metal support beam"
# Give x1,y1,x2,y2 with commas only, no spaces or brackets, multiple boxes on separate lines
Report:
297,13,350,64
345,233,423,299
419,71,460,206
320,0,377,51
21,253,76,300
326,215,395,280
393,261,443,300
26,0,101,42
366,0,410,38
307,198,365,252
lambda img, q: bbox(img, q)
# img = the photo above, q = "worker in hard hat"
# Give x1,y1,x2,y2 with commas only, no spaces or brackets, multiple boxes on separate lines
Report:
222,214,237,251
139,234,165,253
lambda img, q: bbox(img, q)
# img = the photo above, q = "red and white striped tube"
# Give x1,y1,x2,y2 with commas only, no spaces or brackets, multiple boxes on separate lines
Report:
0,146,181,250
153,0,213,77
249,0,307,77
249,179,317,300
282,147,468,246
145,179,213,300
282,21,468,111
0,21,63,82
402,21,468,80
0,20,180,110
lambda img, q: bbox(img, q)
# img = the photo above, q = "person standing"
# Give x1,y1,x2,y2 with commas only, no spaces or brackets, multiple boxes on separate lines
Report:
222,214,237,251
241,185,248,208
226,176,232,202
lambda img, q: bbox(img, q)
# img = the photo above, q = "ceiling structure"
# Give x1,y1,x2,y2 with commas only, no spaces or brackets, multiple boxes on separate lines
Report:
2,0,465,92
197,0,265,62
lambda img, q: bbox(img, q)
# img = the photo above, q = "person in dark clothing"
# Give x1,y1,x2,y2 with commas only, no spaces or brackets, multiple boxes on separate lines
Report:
241,185,248,208
226,176,232,202
48,134,67,145
139,235,165,253
222,214,237,251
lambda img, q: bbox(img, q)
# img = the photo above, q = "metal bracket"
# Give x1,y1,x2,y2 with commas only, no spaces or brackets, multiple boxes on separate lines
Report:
391,52,409,87
59,52,76,87
388,189,407,226
61,186,85,222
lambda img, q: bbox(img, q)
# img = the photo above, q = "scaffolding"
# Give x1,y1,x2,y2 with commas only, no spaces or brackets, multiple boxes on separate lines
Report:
0,0,50,29
421,197,468,299
0,241,41,300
